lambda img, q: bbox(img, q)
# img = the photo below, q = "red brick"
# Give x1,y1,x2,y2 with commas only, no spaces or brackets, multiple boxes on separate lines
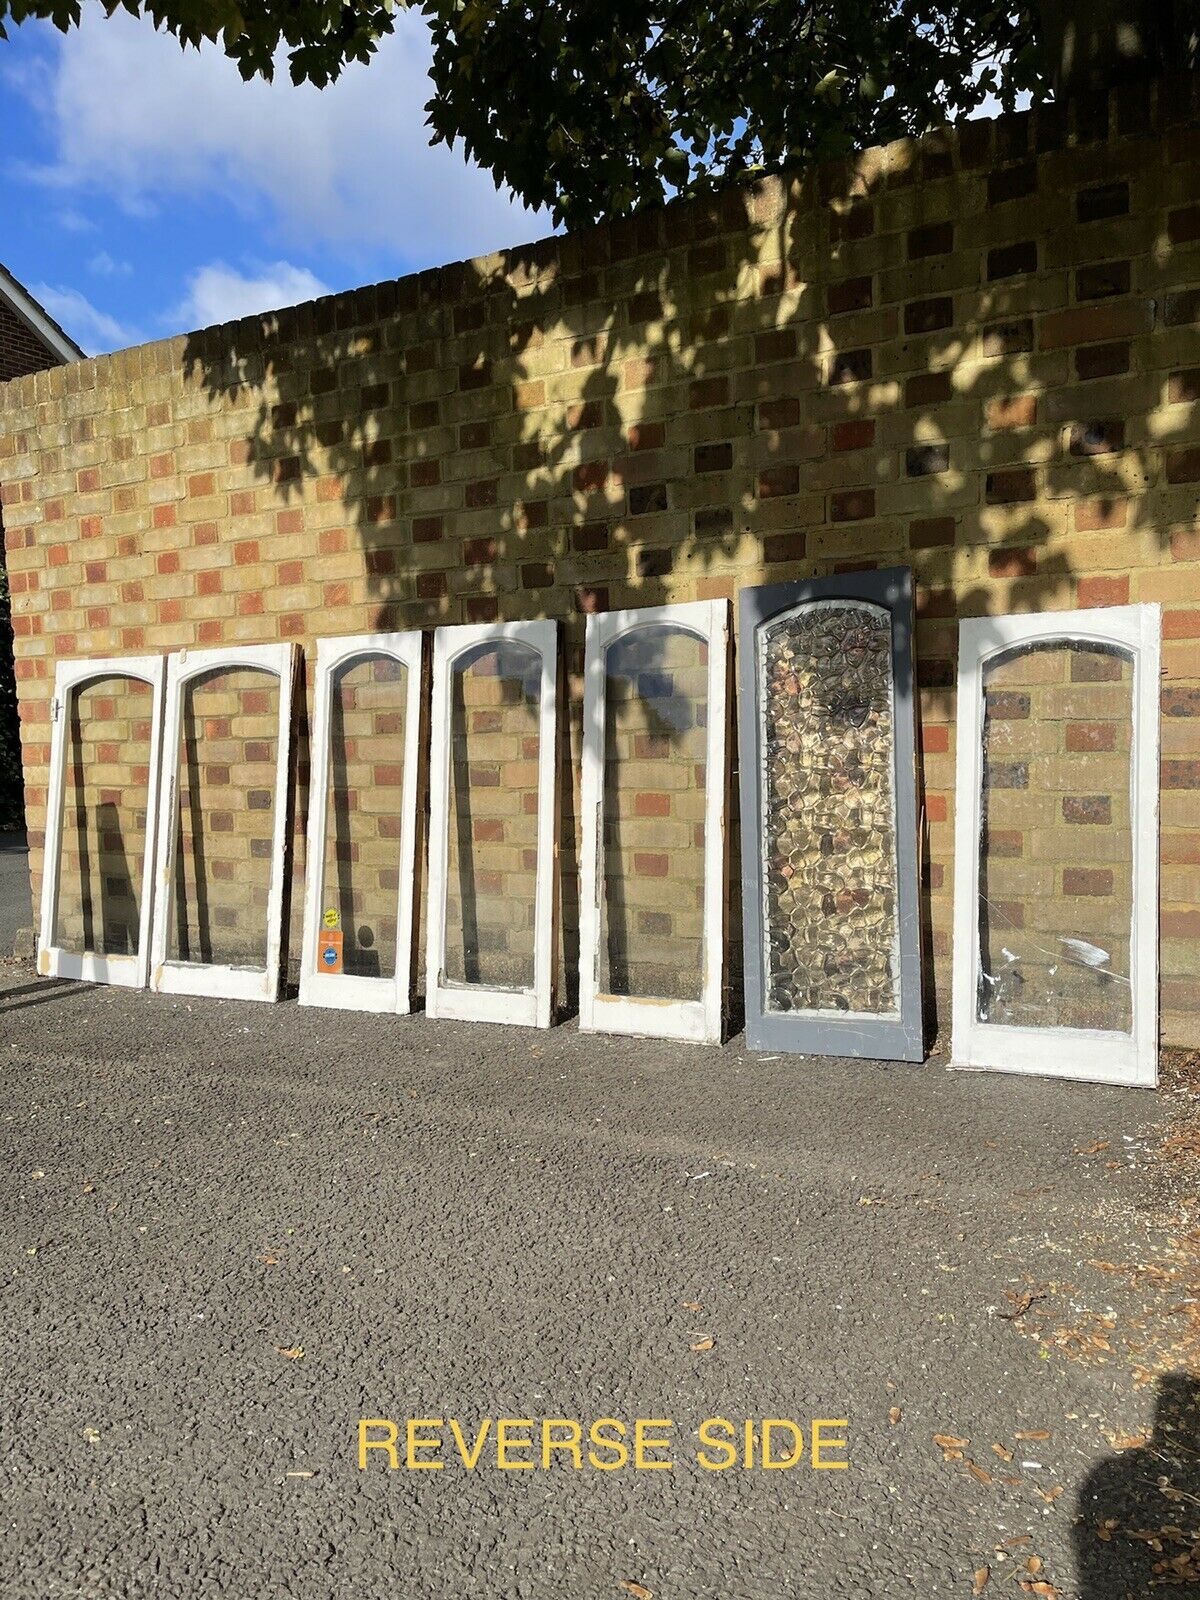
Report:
1039,303,1148,348
627,421,664,451
985,468,1037,504
988,547,1037,578
758,465,800,499
1066,721,1116,752
634,852,669,877
909,516,956,549
830,488,875,522
1063,867,1113,895
831,419,875,452
763,532,806,564
1074,497,1127,532
635,792,671,818
1077,574,1129,607
1164,609,1200,638
985,394,1037,429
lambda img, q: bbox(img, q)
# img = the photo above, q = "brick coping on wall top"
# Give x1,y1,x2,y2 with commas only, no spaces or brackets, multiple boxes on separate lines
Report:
2,71,1199,416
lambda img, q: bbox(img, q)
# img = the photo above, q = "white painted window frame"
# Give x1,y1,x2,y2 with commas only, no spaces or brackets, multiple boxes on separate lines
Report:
951,604,1160,1088
38,654,167,988
298,631,426,1015
425,621,559,1029
578,600,729,1044
148,642,298,1003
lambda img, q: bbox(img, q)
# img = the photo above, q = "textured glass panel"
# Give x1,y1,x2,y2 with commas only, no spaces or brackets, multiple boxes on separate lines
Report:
759,600,899,1016
317,653,407,979
977,641,1133,1033
167,667,278,969
598,623,708,1001
444,641,541,990
53,675,153,955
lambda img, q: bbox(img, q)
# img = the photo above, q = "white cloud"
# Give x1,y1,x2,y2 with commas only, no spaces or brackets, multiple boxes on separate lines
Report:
31,6,550,266
171,260,331,329
88,249,131,277
29,281,136,354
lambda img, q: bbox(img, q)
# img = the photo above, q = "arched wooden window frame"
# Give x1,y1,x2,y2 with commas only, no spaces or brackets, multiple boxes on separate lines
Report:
298,631,427,1015
424,620,559,1029
737,567,923,1061
38,653,167,988
148,642,298,1003
578,600,730,1044
951,604,1161,1087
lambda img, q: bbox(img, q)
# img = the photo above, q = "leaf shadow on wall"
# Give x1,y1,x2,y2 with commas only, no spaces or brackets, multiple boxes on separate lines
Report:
180,93,1193,1032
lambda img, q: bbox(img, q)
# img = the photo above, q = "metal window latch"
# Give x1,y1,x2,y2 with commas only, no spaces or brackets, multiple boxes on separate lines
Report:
51,696,61,723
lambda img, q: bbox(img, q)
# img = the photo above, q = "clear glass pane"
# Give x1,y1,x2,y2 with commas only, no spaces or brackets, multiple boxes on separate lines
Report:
977,641,1133,1033
53,674,153,955
444,640,541,990
759,600,900,1017
598,623,708,1001
316,653,408,980
167,666,279,969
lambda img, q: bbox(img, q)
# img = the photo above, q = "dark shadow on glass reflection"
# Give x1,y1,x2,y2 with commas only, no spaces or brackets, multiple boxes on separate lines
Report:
328,671,380,978
597,624,705,1003
67,696,94,953
449,662,480,984
96,801,137,955
174,683,211,965
1075,1372,1200,1596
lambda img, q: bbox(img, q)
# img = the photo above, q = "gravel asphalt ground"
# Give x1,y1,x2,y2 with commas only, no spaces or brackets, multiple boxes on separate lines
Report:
1,958,1198,1598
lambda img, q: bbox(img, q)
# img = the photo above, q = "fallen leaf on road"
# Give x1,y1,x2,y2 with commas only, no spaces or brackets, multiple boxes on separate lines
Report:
999,1288,1046,1321
1018,1583,1058,1598
682,1301,703,1312
1025,1557,1043,1574
258,1254,278,1266
1076,1140,1110,1155
991,1443,1014,1462
1037,1486,1064,1505
619,1583,653,1599
934,1434,969,1449
689,1337,714,1352
966,1461,994,1485
1015,1430,1051,1441
1106,1431,1149,1451
277,1346,305,1360
972,1567,990,1596
888,1407,902,1425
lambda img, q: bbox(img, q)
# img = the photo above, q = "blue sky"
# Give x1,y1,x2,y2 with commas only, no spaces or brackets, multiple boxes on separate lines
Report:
0,7,550,354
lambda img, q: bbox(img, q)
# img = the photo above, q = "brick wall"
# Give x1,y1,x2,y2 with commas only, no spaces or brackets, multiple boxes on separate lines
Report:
4,78,1200,1042
0,296,67,384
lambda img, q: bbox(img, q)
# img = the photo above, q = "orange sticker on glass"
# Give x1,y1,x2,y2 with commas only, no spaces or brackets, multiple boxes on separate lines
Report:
317,929,343,975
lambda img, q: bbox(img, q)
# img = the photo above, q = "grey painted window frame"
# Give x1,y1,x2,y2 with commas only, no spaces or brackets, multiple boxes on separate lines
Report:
737,566,924,1061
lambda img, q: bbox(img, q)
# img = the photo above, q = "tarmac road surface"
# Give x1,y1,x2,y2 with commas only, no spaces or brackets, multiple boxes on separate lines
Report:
0,960,1195,1598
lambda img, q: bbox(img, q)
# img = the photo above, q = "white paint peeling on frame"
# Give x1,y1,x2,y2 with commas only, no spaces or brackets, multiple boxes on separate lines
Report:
425,620,559,1029
578,600,730,1044
148,642,298,1004
950,603,1161,1088
37,653,167,988
297,631,426,1015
